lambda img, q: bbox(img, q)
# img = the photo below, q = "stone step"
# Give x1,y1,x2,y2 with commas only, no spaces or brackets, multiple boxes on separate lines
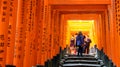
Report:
62,63,102,67
64,60,99,64
66,56,97,60
68,54,94,57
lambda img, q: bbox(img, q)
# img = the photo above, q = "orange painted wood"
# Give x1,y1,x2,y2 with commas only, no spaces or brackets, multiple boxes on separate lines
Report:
6,0,18,65
56,11,60,54
106,4,116,61
23,0,32,67
113,0,120,66
61,15,65,49
0,0,10,67
49,0,110,5
36,0,43,65
13,0,25,67
0,0,119,66
97,15,103,50
29,0,38,66
53,10,56,56
47,5,52,60
100,13,106,52
105,6,111,57
40,0,49,65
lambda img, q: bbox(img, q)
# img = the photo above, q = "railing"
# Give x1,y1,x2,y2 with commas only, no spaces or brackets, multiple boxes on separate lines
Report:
97,48,116,67
42,47,67,67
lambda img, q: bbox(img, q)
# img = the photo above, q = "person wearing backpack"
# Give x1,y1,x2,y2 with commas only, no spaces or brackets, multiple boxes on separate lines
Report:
76,31,84,56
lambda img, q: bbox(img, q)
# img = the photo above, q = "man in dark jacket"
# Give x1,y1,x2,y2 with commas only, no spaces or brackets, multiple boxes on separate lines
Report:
76,31,84,56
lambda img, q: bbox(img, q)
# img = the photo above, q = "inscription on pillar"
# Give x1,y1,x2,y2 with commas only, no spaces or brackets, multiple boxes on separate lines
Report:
115,0,120,35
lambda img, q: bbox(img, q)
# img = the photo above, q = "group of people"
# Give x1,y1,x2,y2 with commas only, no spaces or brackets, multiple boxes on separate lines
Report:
69,31,92,56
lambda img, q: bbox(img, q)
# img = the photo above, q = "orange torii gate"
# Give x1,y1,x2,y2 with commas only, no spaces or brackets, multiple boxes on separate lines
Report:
0,0,120,67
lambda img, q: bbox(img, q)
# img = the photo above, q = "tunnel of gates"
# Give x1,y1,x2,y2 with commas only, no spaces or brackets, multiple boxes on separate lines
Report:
0,0,120,67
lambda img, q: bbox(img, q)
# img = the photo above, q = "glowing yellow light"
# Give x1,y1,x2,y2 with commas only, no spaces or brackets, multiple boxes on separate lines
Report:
66,20,95,48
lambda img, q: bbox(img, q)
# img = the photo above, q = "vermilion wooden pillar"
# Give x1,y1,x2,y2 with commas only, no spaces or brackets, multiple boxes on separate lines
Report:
57,11,60,54
40,0,49,65
61,15,66,49
44,4,52,60
48,5,52,60
113,0,120,66
57,12,61,54
100,14,104,50
62,16,67,49
29,0,38,66
105,5,111,57
52,10,56,57
51,10,55,57
113,0,116,66
6,0,18,65
110,0,115,64
36,0,43,65
60,14,63,49
107,4,116,60
104,11,108,55
13,0,26,67
38,0,51,65
23,0,32,67
94,19,99,47
95,15,101,49
52,10,56,56
54,10,61,55
0,0,9,67
97,14,103,50
101,13,107,53
94,14,103,50
44,0,51,61
53,10,59,55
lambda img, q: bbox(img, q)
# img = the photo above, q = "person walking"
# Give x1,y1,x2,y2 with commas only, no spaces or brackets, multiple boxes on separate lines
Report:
84,35,92,54
76,31,84,56
70,35,75,55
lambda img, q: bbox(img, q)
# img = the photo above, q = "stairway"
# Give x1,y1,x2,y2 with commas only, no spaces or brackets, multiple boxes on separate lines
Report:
60,54,104,67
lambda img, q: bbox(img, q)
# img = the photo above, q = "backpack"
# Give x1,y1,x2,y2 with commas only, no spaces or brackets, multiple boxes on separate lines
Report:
76,40,81,46
76,35,84,46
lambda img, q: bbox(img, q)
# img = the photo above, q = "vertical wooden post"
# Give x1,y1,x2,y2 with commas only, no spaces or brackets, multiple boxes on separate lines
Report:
48,5,52,60
0,0,9,67
60,14,63,48
29,0,38,66
97,14,103,49
36,0,42,65
113,0,120,66
51,10,55,57
57,12,61,54
13,0,26,67
101,13,107,53
61,15,66,49
40,0,49,65
23,0,32,67
63,15,67,49
107,4,115,59
6,0,18,65
36,0,43,65
43,0,50,61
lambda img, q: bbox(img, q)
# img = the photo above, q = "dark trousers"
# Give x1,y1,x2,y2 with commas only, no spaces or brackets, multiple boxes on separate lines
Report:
85,44,90,54
77,46,83,56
